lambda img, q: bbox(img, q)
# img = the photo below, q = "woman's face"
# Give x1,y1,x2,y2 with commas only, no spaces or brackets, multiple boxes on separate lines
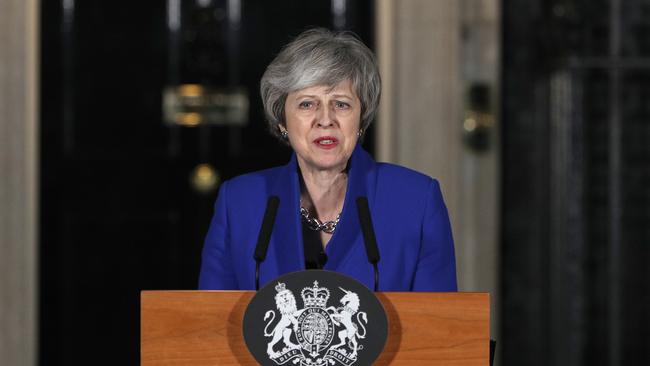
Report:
283,79,361,174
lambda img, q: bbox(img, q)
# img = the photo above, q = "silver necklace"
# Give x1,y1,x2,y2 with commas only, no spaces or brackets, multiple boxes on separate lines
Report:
300,207,340,234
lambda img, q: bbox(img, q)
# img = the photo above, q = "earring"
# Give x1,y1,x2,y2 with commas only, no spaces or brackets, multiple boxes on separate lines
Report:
357,128,364,138
280,129,289,140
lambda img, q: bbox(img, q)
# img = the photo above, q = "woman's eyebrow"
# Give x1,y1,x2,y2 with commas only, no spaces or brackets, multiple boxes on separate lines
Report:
294,94,318,99
330,94,354,99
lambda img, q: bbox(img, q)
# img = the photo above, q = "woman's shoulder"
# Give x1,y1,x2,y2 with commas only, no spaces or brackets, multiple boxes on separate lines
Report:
374,162,440,192
220,165,286,196
372,163,446,217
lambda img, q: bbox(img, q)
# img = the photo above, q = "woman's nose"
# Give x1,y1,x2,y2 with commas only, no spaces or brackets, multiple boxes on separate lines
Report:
316,105,335,127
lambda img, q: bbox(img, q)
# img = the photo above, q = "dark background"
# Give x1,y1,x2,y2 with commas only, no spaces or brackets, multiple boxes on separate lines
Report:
39,0,649,365
501,0,649,365
40,1,373,364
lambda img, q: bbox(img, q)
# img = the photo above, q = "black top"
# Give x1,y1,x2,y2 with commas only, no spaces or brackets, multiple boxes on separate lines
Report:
302,221,328,269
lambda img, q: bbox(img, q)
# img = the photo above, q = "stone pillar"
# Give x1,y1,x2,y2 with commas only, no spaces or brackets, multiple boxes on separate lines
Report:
458,2,501,363
377,0,500,361
0,0,39,365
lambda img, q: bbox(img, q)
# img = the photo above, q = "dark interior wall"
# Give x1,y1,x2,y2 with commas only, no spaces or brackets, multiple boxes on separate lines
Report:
501,0,650,365
39,1,374,365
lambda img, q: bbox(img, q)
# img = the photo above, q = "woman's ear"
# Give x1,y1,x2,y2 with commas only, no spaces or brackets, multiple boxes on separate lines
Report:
278,125,289,140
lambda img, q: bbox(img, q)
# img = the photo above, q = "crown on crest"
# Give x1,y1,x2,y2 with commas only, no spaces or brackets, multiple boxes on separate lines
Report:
275,282,287,293
301,281,330,308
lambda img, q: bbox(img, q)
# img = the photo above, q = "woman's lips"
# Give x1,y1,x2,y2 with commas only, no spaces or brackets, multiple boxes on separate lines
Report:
313,136,339,149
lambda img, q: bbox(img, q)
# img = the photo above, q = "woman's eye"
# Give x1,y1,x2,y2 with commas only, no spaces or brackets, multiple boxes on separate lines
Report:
299,101,313,109
335,101,350,109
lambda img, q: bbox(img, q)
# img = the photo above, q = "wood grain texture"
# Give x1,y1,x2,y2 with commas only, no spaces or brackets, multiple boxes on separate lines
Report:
141,291,489,365
374,292,489,365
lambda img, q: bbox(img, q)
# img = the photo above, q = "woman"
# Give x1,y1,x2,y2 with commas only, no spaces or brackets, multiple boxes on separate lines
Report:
199,28,456,291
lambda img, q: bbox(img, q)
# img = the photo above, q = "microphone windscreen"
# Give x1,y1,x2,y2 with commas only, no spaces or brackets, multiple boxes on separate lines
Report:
253,196,280,261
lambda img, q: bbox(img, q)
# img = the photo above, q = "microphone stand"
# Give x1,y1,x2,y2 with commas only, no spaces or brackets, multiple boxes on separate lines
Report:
253,196,280,290
356,197,381,292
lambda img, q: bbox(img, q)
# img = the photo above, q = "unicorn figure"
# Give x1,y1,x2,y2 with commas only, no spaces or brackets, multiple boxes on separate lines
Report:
327,287,368,359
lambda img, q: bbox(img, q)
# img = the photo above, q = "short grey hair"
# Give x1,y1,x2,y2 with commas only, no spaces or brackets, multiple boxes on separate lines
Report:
260,28,381,142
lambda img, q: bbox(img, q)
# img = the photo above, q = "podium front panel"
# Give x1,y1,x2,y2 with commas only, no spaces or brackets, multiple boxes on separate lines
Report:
141,291,489,365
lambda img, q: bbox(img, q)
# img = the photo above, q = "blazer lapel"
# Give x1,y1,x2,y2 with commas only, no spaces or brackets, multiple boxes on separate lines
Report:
267,153,305,279
324,144,377,271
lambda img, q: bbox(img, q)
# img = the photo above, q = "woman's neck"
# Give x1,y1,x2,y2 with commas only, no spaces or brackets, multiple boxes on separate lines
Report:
298,165,348,222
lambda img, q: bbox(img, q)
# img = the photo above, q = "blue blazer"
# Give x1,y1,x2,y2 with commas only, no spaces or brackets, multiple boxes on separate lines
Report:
199,145,457,291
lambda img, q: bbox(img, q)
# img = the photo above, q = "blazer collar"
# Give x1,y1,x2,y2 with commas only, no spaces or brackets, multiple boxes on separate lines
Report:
268,144,377,273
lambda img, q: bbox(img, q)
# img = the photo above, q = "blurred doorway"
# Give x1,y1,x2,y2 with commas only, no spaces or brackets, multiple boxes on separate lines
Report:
39,1,373,364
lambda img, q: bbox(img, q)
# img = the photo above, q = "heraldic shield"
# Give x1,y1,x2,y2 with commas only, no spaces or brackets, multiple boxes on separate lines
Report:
243,270,388,366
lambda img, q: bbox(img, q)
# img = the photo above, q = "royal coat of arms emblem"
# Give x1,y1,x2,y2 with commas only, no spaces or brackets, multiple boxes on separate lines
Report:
262,280,369,366
243,270,387,366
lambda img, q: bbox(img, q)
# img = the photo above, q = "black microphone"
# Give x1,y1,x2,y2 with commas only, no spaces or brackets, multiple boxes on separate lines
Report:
253,196,280,290
356,197,381,291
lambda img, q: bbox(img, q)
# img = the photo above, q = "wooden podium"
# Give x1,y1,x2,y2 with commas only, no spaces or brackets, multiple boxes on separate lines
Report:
141,291,489,365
